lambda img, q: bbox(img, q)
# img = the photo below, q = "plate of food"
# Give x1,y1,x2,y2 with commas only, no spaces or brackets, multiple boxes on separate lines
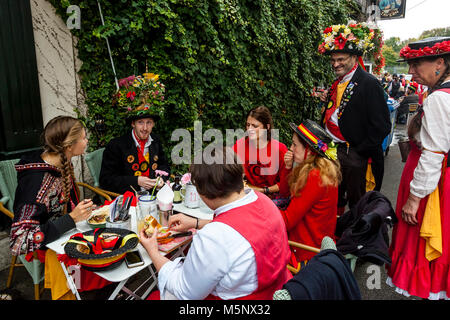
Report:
142,215,174,244
141,215,195,252
86,205,110,229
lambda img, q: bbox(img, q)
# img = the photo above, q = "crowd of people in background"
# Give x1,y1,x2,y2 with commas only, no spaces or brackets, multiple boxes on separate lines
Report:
379,71,427,124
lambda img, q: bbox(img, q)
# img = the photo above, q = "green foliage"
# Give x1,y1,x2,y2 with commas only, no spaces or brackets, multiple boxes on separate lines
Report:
384,36,402,52
48,0,359,174
381,44,398,67
419,27,450,39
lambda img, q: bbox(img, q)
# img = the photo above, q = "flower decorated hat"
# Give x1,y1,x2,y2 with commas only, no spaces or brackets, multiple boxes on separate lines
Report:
289,119,337,161
114,72,166,123
318,21,385,74
397,36,450,62
408,81,419,93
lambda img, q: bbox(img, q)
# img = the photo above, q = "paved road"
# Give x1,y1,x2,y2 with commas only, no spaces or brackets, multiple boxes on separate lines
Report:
0,125,417,300
353,125,416,300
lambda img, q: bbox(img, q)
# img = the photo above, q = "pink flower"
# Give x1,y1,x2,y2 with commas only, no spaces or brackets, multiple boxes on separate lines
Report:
347,33,356,41
181,173,191,185
317,140,328,152
119,75,136,87
155,170,169,177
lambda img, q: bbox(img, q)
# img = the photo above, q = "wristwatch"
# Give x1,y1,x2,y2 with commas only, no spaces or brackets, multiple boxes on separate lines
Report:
264,187,270,195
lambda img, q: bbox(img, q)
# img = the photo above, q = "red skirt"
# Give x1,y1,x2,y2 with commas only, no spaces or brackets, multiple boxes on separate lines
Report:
386,143,450,299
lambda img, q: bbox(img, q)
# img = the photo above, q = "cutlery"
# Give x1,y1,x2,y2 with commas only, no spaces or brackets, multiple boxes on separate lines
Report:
167,231,193,239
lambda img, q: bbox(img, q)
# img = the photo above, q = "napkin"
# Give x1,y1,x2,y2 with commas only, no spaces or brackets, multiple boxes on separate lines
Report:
157,184,174,211
107,191,136,221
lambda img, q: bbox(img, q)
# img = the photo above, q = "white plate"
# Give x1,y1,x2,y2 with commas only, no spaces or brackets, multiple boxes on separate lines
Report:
172,203,214,220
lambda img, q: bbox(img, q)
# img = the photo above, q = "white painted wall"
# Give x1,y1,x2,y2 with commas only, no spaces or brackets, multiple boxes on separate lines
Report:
30,0,91,188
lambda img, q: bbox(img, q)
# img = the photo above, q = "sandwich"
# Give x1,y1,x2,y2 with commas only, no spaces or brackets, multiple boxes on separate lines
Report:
88,206,109,224
143,216,174,244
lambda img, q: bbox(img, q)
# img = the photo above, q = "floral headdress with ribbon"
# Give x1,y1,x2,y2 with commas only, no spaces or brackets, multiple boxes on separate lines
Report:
318,21,385,75
113,69,166,121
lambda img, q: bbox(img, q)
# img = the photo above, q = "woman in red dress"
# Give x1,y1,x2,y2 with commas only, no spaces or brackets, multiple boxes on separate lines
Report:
233,106,290,208
279,120,341,264
386,37,450,299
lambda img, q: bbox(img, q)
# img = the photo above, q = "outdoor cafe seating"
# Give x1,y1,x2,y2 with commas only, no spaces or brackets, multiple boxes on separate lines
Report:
45,191,204,300
1,152,347,300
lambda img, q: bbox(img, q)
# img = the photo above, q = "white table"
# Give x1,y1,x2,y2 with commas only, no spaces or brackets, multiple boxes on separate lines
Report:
46,206,189,300
172,202,214,221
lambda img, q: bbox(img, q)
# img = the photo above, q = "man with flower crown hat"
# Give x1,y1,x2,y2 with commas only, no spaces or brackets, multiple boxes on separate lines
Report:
100,73,170,194
317,22,391,213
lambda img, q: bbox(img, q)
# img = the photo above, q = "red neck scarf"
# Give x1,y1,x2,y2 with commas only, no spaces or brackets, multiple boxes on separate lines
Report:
323,62,358,141
133,130,150,177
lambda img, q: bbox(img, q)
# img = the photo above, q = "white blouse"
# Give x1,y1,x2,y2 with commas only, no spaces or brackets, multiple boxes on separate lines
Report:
157,189,258,300
410,81,450,198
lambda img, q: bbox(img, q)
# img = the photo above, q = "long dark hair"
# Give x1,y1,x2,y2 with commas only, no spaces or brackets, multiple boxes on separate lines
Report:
246,105,274,141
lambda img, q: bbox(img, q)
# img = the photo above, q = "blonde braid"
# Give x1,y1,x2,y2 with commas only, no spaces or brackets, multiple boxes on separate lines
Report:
42,116,85,212
68,154,81,202
59,151,73,206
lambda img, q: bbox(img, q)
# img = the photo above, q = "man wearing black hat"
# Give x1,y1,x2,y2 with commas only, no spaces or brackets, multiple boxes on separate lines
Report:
396,82,419,124
388,74,401,99
318,23,391,213
99,110,170,195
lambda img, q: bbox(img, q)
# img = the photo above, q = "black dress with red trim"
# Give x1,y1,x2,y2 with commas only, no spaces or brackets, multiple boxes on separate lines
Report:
99,131,170,194
10,150,78,257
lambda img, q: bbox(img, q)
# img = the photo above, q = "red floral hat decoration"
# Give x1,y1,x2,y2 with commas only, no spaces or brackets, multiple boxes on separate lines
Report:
318,21,385,74
398,37,450,62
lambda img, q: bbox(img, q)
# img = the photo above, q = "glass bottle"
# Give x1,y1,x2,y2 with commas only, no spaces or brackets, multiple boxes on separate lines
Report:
172,176,182,204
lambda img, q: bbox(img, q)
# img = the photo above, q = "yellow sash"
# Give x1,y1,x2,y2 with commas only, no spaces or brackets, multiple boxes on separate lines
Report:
420,187,442,261
336,81,349,107
366,163,376,192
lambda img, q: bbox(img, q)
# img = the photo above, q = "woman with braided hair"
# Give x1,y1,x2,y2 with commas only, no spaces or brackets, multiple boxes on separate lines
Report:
10,116,93,259
387,37,450,299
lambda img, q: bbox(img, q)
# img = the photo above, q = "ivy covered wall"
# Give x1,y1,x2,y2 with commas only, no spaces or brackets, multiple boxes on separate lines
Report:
48,0,360,173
